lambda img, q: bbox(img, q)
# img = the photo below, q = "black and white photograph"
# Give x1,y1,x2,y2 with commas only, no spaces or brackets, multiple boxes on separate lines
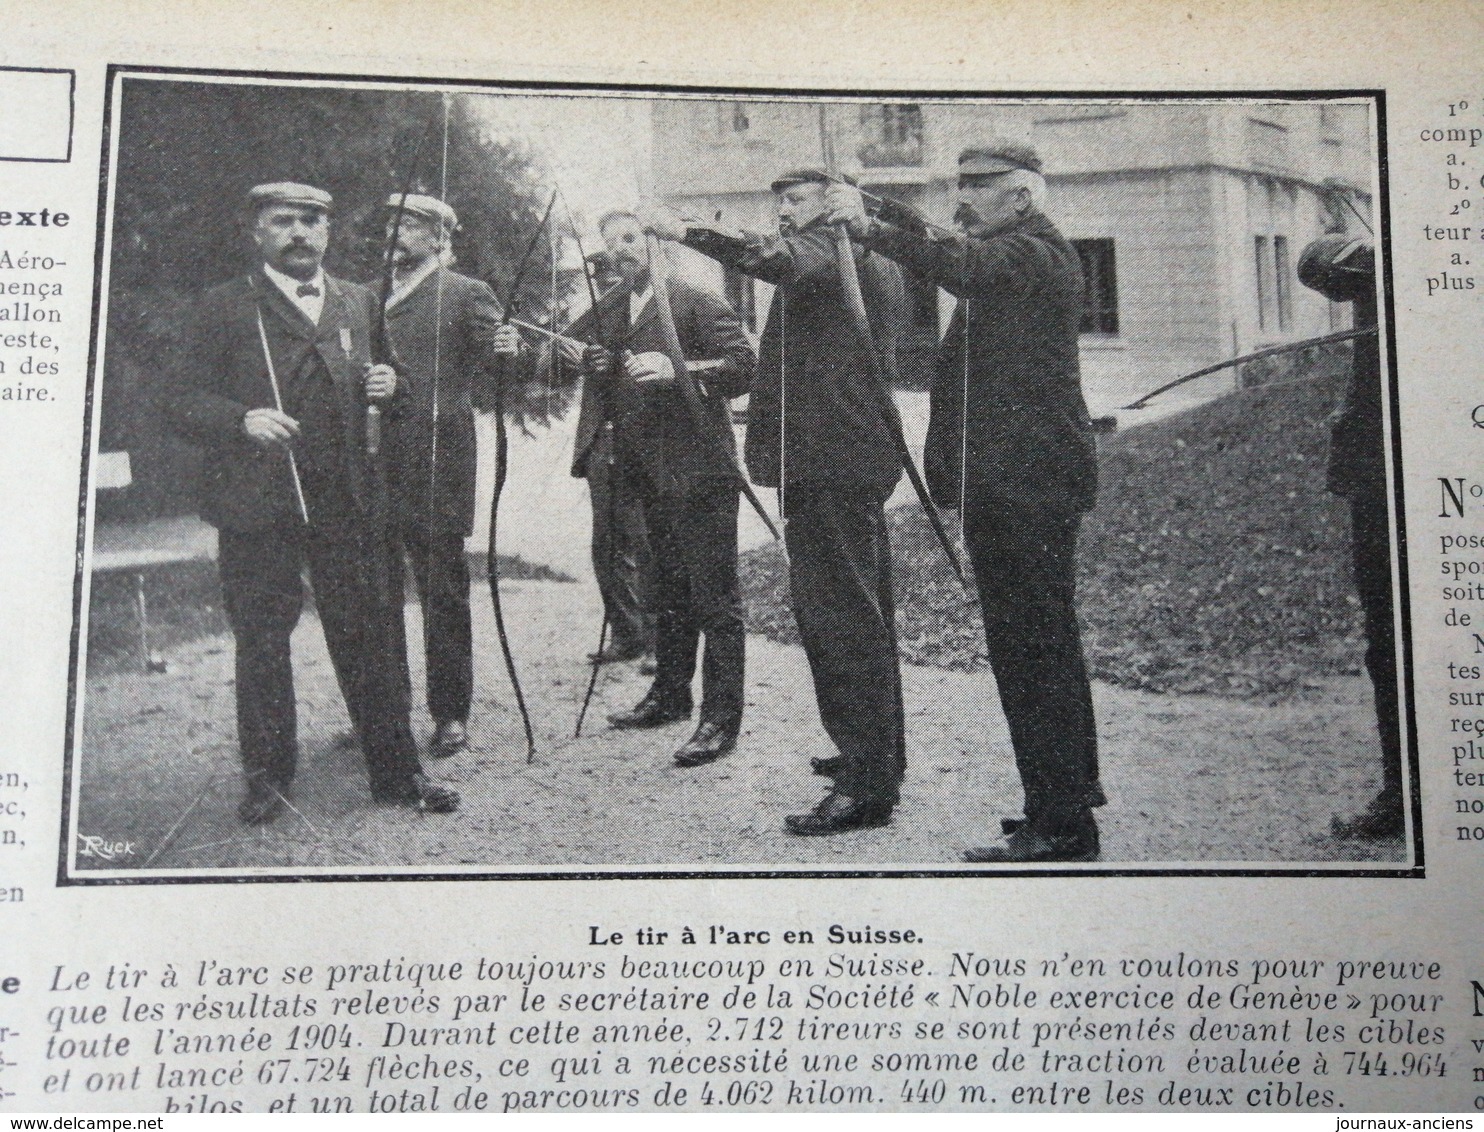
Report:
66,70,1413,877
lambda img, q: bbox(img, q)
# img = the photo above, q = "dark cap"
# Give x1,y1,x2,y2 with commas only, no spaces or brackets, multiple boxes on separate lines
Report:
770,168,855,193
958,142,1042,177
247,182,333,213
1297,234,1374,303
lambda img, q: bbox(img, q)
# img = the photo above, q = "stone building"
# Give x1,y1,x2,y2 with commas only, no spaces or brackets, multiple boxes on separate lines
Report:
648,96,1377,414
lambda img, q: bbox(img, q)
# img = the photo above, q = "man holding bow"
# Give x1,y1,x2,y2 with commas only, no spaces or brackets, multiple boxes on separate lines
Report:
380,193,527,758
161,182,459,824
641,171,911,836
559,210,756,768
824,143,1104,862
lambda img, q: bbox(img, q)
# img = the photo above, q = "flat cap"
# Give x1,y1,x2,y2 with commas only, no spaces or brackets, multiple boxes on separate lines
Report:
958,142,1043,177
770,168,855,193
385,193,458,231
247,182,333,212
1297,234,1374,303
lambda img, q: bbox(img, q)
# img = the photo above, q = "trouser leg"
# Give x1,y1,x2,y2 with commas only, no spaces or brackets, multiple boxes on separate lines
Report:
876,502,907,781
966,503,1101,832
676,480,745,727
304,512,423,796
1348,488,1402,794
644,491,699,707
588,426,653,655
217,526,304,790
404,523,474,724
784,486,903,806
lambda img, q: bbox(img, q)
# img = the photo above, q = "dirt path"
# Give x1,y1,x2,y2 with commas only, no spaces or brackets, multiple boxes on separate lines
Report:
74,578,1405,873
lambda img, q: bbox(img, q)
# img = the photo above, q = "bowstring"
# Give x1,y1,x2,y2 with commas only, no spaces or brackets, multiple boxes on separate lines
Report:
553,183,615,738
959,297,969,554
778,294,786,531
547,221,558,420
427,93,451,586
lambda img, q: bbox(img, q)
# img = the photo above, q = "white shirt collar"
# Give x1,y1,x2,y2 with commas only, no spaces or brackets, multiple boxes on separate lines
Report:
263,262,327,323
386,257,441,313
629,284,653,323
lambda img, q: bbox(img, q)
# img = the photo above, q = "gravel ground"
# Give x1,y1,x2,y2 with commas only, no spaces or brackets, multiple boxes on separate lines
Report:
73,578,1405,874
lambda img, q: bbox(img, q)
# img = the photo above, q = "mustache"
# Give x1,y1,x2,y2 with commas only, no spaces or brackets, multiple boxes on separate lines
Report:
952,203,976,228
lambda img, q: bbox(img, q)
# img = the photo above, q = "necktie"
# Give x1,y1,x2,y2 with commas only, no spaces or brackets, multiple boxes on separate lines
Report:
297,283,320,298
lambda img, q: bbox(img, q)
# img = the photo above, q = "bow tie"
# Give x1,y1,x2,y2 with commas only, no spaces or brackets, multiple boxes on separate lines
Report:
296,283,320,298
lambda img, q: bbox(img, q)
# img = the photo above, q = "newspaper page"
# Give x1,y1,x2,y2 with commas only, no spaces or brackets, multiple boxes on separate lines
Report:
0,0,1480,1117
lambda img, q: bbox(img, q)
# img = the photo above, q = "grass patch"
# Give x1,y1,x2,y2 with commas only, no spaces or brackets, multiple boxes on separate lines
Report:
742,350,1368,699
85,550,573,674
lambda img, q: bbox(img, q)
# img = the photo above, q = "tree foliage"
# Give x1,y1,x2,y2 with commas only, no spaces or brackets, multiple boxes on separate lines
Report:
101,80,577,518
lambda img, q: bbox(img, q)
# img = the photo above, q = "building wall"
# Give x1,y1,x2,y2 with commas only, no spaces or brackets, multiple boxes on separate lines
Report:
1048,170,1219,414
652,98,1376,415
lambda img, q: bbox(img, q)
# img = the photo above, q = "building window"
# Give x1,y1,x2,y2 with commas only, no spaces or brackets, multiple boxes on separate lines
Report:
1247,117,1292,173
857,104,923,167
1274,235,1293,331
723,267,755,332
1072,239,1119,336
1254,235,1272,331
718,102,750,136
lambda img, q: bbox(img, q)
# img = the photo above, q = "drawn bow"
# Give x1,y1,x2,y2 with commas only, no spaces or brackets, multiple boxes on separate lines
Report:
617,108,784,548
816,106,967,587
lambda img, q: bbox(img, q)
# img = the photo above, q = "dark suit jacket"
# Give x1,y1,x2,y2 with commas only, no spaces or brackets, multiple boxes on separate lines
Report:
382,266,508,536
565,275,754,498
866,209,1097,515
1327,292,1383,501
685,219,907,502
160,271,403,533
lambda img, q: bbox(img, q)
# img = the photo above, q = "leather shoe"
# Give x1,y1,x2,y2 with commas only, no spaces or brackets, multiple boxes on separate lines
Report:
372,773,460,813
1332,788,1404,840
430,719,469,758
963,821,1099,863
608,689,692,730
588,641,648,665
674,721,738,767
237,780,286,826
810,754,844,778
785,792,893,836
